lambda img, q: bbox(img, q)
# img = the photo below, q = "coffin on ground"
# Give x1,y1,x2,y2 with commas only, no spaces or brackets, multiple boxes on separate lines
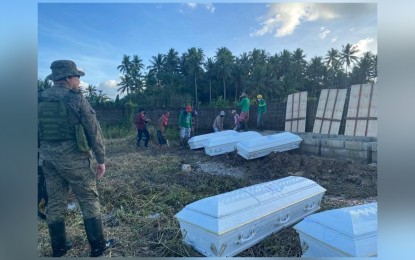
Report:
204,131,262,156
188,130,237,149
175,176,326,257
236,132,302,160
294,202,377,257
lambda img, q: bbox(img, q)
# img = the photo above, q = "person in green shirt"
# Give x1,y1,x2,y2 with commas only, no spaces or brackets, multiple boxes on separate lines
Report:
256,94,267,131
234,92,250,131
178,106,193,148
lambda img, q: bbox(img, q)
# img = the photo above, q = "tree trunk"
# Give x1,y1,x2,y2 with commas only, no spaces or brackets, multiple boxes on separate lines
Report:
194,74,198,106
223,77,226,100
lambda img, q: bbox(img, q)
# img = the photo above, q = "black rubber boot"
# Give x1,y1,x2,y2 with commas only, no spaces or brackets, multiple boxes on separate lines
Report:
48,221,71,257
84,216,114,257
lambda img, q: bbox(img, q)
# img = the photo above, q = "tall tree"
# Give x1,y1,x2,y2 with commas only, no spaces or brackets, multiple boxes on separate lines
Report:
117,54,145,100
185,47,205,106
339,43,359,79
204,57,215,104
38,77,53,92
350,51,377,84
325,48,342,87
147,53,166,87
214,47,234,100
306,56,327,97
163,48,180,106
291,48,307,91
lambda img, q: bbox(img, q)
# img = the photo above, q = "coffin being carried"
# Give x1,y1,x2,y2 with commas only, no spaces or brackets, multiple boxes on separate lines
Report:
175,176,326,257
236,132,302,159
188,130,237,149
204,131,262,156
294,202,377,257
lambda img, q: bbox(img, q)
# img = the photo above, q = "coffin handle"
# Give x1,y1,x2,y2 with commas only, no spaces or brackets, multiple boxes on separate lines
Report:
236,230,256,244
275,214,290,226
304,201,316,211
301,241,309,253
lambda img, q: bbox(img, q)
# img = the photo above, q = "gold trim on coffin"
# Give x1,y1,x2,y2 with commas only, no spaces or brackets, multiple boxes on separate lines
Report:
177,191,324,236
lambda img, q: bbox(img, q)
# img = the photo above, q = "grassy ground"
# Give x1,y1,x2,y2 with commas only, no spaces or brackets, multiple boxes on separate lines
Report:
37,129,377,257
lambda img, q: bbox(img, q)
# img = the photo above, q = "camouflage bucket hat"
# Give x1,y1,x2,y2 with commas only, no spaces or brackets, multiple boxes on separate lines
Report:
47,60,85,81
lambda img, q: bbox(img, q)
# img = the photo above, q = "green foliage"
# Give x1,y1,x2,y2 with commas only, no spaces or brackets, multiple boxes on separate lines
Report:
208,96,231,108
124,101,137,122
101,122,135,139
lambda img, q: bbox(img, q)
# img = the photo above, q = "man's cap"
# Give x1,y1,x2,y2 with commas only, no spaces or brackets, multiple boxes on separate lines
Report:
186,106,192,112
138,108,146,112
47,60,85,81
257,94,263,99
231,110,236,114
220,111,225,116
240,92,247,97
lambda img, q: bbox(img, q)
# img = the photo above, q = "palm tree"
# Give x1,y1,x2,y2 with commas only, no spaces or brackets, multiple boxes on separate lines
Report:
185,47,205,106
130,55,145,93
204,57,215,104
38,77,53,91
214,47,234,100
306,56,327,96
339,43,359,80
147,53,166,87
163,48,180,106
325,48,342,87
350,51,377,84
85,84,97,102
292,48,307,91
117,55,131,74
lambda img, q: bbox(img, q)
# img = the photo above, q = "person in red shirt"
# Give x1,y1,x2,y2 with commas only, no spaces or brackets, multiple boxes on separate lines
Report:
134,108,151,147
156,111,169,152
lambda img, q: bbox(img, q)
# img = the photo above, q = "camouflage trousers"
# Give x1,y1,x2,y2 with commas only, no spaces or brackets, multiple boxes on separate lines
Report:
41,158,101,224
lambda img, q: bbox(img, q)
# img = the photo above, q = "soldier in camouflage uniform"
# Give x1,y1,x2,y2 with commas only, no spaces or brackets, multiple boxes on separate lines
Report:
38,60,113,257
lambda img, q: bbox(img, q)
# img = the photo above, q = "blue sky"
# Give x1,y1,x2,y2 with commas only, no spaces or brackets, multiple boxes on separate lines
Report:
38,3,377,100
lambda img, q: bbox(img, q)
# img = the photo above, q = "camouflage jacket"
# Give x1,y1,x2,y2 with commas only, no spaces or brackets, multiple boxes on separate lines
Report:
38,83,106,164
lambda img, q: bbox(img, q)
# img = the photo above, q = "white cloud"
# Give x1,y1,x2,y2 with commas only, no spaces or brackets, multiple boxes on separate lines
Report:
80,80,89,89
331,36,338,43
205,3,215,13
251,3,374,38
96,79,122,100
319,27,330,39
354,37,377,57
184,3,215,13
252,3,339,37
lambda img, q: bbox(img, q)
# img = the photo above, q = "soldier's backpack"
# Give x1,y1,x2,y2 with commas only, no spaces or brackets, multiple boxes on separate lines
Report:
38,91,91,152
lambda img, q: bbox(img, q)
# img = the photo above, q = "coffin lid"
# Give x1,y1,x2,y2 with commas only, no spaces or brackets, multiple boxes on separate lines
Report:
175,176,326,235
204,131,261,146
238,132,302,147
188,130,237,143
295,202,377,238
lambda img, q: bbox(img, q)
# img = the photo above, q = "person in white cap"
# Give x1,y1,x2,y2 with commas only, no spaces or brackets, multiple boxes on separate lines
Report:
212,111,225,132
231,110,240,131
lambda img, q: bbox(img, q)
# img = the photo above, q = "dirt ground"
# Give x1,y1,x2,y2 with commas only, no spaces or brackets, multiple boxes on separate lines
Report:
176,145,377,206
38,134,377,257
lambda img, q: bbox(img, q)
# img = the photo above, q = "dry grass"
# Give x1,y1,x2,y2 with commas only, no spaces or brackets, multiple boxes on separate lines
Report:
38,134,377,257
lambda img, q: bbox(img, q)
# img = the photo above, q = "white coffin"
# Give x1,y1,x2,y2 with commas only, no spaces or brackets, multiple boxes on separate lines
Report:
236,132,302,160
188,130,237,149
175,176,326,257
204,131,262,156
293,202,377,257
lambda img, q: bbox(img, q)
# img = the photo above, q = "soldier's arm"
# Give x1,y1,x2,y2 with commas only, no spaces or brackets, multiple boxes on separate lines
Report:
78,96,106,164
